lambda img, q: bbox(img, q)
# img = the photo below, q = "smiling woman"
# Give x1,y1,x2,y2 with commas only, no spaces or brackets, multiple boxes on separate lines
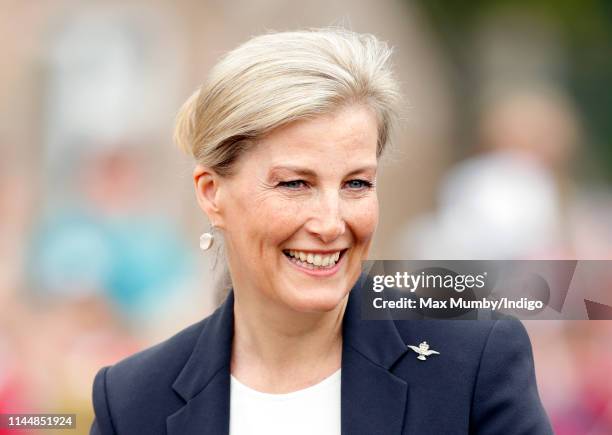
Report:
89,28,553,435
204,104,379,316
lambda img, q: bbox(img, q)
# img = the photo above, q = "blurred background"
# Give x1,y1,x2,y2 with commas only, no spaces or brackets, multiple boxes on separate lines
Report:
1,0,611,433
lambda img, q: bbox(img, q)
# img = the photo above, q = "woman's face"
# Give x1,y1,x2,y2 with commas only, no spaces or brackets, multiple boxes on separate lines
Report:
204,104,379,313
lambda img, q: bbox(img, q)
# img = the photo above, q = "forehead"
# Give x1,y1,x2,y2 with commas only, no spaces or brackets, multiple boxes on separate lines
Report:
247,104,379,170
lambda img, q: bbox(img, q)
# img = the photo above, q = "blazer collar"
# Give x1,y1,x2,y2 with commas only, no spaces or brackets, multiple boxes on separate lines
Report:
341,273,411,434
171,290,235,402
342,273,410,368
167,274,410,435
167,291,234,435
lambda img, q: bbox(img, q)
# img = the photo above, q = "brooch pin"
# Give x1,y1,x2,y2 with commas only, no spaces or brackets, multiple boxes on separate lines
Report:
408,341,440,361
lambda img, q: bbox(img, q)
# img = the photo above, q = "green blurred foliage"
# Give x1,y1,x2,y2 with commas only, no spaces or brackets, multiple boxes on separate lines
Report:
417,0,612,181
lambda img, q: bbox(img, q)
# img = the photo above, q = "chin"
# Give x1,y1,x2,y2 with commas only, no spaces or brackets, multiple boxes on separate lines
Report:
282,284,350,313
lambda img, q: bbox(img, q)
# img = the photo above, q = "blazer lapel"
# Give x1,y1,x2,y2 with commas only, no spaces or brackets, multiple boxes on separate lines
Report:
341,275,411,435
167,292,234,435
165,274,411,435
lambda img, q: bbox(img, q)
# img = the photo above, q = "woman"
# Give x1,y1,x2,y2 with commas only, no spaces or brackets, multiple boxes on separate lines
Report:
90,28,553,434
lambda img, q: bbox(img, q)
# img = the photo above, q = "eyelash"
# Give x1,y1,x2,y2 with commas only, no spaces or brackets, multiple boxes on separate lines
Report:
277,179,374,190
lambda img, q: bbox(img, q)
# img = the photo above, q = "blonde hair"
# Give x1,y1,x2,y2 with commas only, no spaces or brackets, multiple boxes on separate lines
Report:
174,28,400,175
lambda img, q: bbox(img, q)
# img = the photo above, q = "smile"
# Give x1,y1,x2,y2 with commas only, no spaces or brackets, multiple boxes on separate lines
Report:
282,249,348,275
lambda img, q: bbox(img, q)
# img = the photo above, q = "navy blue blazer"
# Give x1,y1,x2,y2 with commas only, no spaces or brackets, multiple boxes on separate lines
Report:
90,276,553,434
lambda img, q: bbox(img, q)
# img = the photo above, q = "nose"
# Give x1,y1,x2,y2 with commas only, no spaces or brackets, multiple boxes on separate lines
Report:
304,190,346,243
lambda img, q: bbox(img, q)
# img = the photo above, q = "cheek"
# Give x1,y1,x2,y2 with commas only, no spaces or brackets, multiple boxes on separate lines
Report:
347,196,379,242
236,191,305,245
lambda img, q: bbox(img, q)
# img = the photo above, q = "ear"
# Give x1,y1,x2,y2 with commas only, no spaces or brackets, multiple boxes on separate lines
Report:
193,164,224,228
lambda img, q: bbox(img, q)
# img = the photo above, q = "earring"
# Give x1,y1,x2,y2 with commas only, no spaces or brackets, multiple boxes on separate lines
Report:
199,224,215,251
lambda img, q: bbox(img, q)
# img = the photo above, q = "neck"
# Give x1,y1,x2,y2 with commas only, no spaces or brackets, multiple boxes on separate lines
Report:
230,288,346,393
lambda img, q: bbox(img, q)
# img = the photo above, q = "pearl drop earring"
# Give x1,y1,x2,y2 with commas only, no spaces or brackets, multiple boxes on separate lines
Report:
199,224,215,251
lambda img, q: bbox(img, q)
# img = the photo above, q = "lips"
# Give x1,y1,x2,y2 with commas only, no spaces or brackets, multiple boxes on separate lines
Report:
283,250,347,278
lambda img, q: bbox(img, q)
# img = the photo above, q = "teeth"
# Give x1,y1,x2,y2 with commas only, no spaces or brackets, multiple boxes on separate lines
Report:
285,249,343,268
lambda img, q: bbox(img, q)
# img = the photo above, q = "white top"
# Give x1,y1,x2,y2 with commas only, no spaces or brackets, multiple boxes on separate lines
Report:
229,369,341,435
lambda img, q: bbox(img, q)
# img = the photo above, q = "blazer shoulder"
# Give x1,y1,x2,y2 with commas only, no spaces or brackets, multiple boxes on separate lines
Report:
389,318,552,434
108,316,207,388
91,315,210,432
470,319,553,433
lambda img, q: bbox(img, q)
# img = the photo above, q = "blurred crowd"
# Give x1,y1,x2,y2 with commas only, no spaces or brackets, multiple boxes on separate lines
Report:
1,1,610,434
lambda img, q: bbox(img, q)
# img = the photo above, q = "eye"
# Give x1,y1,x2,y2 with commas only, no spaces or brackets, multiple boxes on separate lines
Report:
344,179,373,190
278,180,308,189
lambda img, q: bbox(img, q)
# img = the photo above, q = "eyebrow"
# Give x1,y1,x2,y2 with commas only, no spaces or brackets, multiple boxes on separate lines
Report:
269,164,377,178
